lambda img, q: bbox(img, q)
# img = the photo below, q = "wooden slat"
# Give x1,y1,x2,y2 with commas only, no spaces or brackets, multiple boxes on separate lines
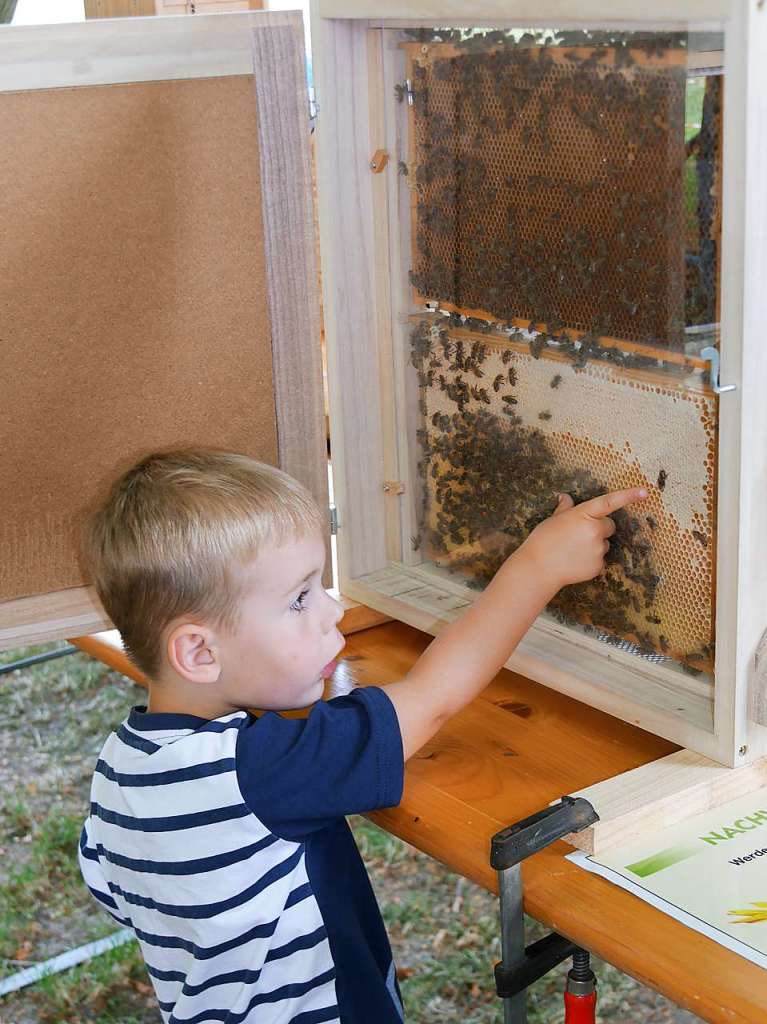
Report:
0,587,109,652
251,16,330,582
565,748,767,855
84,0,155,15
317,1,730,19
312,16,389,580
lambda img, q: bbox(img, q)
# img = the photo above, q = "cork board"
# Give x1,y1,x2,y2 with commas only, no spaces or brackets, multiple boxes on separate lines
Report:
0,75,279,601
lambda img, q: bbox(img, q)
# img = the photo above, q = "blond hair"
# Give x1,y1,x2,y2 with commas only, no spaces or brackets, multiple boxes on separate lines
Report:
83,449,325,678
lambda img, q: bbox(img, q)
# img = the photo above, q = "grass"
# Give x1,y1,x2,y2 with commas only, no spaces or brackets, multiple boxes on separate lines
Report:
0,644,701,1023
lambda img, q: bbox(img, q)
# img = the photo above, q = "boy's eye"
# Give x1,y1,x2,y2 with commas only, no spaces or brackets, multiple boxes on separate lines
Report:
290,588,310,613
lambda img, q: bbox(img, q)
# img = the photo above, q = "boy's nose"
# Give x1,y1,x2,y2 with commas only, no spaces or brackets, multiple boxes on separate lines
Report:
325,591,344,630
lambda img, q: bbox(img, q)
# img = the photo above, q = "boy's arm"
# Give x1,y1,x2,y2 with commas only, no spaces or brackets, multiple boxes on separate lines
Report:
381,487,647,760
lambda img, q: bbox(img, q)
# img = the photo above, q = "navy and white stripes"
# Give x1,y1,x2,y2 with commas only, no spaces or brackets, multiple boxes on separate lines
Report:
79,711,339,1023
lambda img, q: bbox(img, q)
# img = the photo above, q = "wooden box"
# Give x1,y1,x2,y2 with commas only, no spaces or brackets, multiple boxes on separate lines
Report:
311,1,767,767
1,3,765,767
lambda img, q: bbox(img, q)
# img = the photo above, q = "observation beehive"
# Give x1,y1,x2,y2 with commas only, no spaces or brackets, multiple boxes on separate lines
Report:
399,30,722,676
312,2,767,768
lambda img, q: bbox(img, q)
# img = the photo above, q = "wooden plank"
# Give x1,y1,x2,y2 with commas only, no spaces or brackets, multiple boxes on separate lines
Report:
317,1,729,19
731,0,767,763
335,619,766,1024
0,588,109,652
712,2,767,766
250,15,330,582
564,748,767,855
85,0,155,15
156,1,264,13
312,15,389,581
381,32,423,569
366,28,402,565
0,14,279,91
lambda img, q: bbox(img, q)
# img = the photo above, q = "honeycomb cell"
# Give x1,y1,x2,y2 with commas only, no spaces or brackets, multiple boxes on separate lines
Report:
412,320,716,669
405,37,721,350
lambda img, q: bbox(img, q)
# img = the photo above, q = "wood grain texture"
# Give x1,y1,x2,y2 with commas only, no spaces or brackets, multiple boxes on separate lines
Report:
156,1,264,13
342,570,726,761
251,16,330,570
0,588,109,652
312,16,389,580
0,16,263,91
85,0,155,16
336,620,766,1024
566,748,767,855
315,1,729,19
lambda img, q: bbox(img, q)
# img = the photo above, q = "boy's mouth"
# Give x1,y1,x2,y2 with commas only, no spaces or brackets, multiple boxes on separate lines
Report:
320,659,338,679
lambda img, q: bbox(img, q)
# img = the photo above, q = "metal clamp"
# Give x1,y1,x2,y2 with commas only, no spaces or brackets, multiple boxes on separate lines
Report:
701,346,736,395
491,797,599,1023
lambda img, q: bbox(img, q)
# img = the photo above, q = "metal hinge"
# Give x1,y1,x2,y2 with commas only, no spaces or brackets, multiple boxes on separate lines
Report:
309,89,320,122
395,80,415,106
329,505,338,536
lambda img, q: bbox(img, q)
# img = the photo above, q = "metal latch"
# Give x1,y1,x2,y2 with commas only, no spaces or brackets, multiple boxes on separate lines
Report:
701,346,736,395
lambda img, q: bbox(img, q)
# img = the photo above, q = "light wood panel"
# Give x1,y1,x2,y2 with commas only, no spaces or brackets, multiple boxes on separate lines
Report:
311,15,389,580
566,748,767,855
85,0,155,15
317,1,730,19
251,18,329,579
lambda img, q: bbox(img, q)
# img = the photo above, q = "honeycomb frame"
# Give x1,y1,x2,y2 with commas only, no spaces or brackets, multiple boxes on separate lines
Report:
403,35,721,352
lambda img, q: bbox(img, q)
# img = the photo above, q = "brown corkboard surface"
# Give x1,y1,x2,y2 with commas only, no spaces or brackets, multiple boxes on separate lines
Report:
0,75,279,601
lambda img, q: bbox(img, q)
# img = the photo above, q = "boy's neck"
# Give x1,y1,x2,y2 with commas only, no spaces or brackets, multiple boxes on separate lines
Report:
145,676,240,721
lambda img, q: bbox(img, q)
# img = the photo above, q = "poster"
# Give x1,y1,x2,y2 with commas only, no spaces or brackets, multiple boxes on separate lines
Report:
570,787,767,968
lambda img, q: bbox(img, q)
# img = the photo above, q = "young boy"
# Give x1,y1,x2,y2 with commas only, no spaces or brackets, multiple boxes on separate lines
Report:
78,448,645,1024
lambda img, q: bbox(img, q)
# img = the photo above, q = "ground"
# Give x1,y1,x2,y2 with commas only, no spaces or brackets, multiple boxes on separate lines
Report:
0,642,702,1023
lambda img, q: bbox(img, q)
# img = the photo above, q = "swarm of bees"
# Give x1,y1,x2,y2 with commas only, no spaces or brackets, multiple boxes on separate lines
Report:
409,318,711,672
405,27,707,353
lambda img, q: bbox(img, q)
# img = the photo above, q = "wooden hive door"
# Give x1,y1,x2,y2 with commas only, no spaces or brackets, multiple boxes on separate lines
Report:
0,12,327,651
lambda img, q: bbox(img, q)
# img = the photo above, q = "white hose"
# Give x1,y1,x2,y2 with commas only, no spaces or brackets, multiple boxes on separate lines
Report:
0,928,134,998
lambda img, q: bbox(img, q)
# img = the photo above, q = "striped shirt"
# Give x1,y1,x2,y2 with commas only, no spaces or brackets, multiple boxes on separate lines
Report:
79,686,405,1023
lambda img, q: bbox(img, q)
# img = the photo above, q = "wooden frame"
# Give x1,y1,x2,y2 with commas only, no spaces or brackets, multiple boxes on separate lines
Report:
311,1,767,766
0,12,327,648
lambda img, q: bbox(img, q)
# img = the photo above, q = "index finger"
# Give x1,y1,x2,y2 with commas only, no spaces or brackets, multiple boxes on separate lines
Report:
579,487,648,519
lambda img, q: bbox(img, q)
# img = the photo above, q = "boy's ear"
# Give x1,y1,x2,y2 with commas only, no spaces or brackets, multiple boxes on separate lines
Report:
166,623,222,685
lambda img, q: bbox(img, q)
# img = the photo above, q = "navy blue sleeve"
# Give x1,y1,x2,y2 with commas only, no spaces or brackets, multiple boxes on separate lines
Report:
235,685,404,842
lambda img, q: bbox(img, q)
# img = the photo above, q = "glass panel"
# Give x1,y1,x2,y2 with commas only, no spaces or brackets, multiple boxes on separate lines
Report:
391,26,723,683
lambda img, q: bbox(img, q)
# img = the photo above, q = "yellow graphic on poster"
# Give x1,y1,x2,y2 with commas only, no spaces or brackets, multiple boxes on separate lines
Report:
569,786,767,968
729,902,767,925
